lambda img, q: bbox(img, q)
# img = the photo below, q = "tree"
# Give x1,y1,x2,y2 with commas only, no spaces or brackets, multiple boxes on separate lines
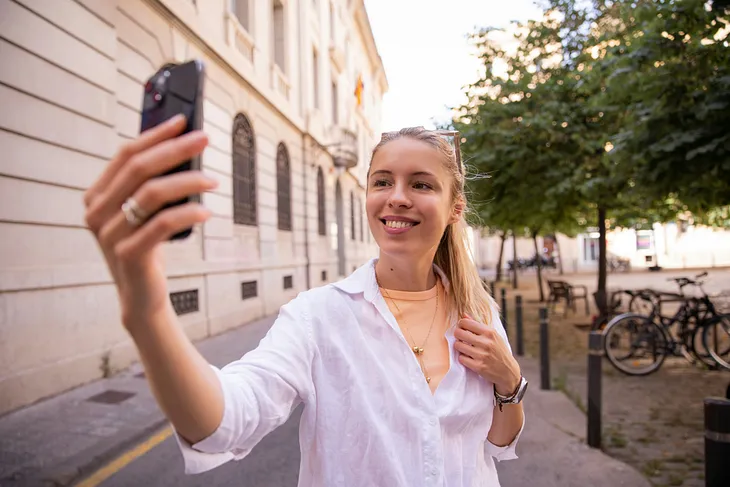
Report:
597,0,730,213
454,2,607,304
455,0,730,315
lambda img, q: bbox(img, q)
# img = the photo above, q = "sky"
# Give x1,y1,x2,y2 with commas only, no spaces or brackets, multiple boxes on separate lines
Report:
363,0,544,131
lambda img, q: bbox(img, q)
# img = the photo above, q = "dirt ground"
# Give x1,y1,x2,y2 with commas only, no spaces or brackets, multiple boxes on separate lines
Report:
493,268,730,487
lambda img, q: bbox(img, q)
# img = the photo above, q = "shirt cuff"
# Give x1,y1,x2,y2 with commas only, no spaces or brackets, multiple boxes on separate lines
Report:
483,409,525,462
173,428,239,475
172,365,251,474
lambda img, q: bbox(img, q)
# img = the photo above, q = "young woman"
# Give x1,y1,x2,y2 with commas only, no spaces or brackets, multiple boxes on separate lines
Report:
83,118,526,486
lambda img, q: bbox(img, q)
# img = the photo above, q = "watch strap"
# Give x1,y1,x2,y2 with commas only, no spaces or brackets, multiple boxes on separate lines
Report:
494,376,527,412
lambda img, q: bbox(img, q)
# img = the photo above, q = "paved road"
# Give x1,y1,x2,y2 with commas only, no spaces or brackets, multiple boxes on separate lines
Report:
484,267,730,299
567,267,730,296
101,408,303,487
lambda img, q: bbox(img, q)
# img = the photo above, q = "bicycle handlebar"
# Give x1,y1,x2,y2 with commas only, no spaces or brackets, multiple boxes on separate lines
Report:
667,272,709,287
666,272,709,296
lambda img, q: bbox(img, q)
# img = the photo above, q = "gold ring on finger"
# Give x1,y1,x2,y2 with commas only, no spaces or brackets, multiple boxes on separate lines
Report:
121,197,149,228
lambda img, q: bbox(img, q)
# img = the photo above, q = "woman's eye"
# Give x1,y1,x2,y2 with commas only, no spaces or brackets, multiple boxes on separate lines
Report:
372,179,390,187
414,182,432,190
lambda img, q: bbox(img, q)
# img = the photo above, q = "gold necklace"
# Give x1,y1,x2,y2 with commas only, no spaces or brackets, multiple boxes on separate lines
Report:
377,276,440,384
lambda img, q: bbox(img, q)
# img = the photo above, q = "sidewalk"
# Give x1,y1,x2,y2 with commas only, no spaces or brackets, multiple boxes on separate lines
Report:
0,315,650,487
498,360,650,487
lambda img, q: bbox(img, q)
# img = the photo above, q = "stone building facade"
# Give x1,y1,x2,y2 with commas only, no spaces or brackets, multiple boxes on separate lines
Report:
0,0,388,414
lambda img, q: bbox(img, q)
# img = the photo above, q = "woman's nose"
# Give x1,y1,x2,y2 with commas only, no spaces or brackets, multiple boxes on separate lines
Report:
387,184,412,208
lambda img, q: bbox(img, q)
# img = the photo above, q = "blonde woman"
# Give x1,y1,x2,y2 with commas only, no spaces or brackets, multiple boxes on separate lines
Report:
84,118,526,486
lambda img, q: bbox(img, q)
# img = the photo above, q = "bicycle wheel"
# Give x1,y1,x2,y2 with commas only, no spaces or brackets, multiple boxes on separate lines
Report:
629,291,657,316
604,313,669,376
703,314,730,371
689,321,720,369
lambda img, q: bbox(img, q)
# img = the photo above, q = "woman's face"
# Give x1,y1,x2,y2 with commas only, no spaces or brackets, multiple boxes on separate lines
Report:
366,138,460,261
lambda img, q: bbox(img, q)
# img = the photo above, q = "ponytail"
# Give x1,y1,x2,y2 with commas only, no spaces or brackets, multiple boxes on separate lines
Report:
434,220,498,326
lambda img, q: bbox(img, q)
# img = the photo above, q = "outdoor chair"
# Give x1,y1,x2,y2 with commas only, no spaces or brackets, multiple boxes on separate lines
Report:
547,280,589,316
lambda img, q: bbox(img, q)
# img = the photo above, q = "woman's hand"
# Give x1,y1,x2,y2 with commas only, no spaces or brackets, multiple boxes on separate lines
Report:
83,114,216,331
454,315,521,396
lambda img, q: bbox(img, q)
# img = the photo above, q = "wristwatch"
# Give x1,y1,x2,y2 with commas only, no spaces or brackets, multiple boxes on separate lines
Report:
494,376,528,412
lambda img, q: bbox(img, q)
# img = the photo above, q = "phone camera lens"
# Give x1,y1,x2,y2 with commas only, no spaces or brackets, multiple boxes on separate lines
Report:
153,92,162,102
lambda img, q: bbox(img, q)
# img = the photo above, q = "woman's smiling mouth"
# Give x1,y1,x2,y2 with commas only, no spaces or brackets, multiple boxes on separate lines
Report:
380,217,420,234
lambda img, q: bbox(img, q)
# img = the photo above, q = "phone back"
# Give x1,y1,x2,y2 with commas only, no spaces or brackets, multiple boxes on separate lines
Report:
140,59,205,240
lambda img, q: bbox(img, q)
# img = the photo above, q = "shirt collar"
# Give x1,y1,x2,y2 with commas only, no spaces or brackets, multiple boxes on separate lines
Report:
330,258,451,303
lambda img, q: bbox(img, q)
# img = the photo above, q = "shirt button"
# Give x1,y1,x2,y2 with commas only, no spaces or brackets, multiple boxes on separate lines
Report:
432,469,438,476
430,418,437,426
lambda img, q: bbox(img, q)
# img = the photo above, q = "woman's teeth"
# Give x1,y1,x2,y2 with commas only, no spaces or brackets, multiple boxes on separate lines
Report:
385,220,414,228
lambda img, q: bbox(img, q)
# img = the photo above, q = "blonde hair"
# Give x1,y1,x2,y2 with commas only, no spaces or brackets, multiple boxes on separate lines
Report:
368,127,497,326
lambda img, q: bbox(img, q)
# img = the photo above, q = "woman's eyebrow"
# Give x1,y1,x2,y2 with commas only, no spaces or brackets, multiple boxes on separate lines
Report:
370,169,437,177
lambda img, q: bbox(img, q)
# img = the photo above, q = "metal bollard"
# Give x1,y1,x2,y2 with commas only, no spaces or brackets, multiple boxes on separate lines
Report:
705,388,730,487
587,331,603,449
515,295,524,356
539,308,550,390
501,288,508,333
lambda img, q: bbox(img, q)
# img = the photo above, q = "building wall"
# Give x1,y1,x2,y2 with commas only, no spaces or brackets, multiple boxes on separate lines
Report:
0,0,386,414
473,224,730,276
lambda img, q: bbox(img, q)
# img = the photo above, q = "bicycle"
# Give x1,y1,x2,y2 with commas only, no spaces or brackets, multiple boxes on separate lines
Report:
602,273,730,375
591,288,670,331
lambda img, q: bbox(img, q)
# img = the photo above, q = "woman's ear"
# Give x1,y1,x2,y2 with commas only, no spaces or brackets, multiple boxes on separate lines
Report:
449,197,465,224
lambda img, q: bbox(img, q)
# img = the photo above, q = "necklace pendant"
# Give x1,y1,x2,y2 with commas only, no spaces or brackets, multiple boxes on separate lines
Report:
426,377,431,383
413,346,424,355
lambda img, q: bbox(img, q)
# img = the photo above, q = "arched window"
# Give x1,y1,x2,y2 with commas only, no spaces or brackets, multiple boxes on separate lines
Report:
276,143,292,231
232,114,256,226
317,167,326,236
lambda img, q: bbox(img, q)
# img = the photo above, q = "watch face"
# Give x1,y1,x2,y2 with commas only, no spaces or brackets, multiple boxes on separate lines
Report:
514,378,528,402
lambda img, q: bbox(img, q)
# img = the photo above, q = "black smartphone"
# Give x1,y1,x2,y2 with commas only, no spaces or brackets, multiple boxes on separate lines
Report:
140,59,205,240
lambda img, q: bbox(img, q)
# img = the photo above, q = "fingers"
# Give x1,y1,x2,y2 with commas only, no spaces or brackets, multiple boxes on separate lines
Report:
457,315,490,336
86,131,208,234
98,171,218,249
454,326,481,346
458,354,480,371
454,339,482,359
114,202,212,264
84,114,187,208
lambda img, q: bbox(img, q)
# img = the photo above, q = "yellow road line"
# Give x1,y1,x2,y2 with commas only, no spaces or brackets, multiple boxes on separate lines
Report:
75,425,173,487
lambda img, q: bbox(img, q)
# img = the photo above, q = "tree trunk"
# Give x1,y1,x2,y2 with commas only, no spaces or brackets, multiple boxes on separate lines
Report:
495,232,506,282
533,231,545,302
554,234,564,275
596,206,608,316
512,230,519,289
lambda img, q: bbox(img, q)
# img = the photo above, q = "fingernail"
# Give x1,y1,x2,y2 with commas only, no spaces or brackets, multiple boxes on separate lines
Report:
169,114,186,124
192,131,209,143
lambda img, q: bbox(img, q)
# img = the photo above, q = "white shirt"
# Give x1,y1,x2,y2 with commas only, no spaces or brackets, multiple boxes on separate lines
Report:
175,259,523,486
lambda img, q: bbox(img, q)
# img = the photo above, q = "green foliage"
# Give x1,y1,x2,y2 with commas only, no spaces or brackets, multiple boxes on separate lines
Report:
454,0,730,236
598,0,730,211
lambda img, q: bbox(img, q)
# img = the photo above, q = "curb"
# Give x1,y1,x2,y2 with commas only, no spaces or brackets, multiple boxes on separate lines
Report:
45,412,168,487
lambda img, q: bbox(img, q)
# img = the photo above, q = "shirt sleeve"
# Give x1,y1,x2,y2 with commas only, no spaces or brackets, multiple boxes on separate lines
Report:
484,304,524,462
483,412,524,461
173,296,316,474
